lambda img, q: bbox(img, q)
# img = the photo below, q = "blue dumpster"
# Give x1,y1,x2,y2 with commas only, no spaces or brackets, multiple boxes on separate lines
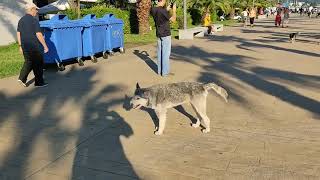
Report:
81,14,108,62
101,14,125,55
40,15,85,70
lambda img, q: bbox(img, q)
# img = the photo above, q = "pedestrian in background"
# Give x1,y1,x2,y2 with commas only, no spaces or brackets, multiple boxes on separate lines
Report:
241,8,249,27
282,7,290,28
249,7,256,27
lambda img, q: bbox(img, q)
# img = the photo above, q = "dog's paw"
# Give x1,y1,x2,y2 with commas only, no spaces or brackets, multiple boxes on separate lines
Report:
154,130,163,135
191,119,200,128
201,128,210,133
155,126,159,131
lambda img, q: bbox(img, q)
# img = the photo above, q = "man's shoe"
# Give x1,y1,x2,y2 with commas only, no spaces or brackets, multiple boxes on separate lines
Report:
18,79,27,87
162,73,175,77
35,82,48,87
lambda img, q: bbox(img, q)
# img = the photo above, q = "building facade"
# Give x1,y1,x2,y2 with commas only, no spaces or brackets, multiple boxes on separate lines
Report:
0,0,52,45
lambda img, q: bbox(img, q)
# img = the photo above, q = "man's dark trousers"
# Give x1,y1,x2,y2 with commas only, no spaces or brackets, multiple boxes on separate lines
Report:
19,50,44,86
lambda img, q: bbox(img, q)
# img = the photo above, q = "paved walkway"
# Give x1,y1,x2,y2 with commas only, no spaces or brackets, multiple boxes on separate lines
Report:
0,16,319,180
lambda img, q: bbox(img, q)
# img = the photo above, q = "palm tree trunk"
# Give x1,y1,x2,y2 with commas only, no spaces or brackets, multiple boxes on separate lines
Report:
230,7,235,19
77,0,80,19
136,0,151,34
68,0,80,19
68,0,76,8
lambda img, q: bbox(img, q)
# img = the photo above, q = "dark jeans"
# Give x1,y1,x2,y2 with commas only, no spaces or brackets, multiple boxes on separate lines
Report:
250,17,255,25
207,26,212,34
19,50,44,85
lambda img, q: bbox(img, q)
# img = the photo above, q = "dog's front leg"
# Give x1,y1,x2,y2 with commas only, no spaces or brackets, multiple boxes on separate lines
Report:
154,108,167,135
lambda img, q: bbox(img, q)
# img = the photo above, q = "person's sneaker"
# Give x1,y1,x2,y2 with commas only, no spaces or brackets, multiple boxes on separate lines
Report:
35,82,48,87
162,72,175,77
17,79,27,87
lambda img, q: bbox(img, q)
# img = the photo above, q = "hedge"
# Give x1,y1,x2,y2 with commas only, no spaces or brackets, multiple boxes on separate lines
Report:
64,6,195,34
64,5,154,34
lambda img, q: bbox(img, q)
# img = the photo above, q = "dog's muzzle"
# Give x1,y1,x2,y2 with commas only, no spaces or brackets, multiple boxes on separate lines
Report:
130,103,141,109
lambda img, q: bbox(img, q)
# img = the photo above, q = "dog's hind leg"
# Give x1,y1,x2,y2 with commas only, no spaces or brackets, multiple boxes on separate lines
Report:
191,95,211,133
190,104,201,128
154,108,167,135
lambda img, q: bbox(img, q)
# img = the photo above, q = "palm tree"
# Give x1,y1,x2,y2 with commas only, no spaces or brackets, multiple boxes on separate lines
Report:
68,0,76,8
136,0,151,34
68,0,81,18
228,0,242,19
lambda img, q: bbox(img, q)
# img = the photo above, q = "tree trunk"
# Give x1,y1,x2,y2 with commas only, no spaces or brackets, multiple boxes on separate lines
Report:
136,0,151,34
68,0,80,18
77,0,80,19
230,7,235,19
68,0,76,9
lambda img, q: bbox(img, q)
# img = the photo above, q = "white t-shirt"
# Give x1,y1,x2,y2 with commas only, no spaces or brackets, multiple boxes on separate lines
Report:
309,7,313,12
242,11,248,17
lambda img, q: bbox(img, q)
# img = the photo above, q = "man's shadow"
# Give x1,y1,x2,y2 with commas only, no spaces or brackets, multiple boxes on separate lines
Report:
133,50,158,74
71,87,138,179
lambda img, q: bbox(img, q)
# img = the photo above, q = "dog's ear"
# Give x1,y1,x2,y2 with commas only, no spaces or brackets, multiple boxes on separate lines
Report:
136,82,141,89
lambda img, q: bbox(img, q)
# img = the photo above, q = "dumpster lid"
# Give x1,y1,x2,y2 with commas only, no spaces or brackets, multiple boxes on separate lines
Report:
102,14,123,24
40,14,89,29
81,14,106,26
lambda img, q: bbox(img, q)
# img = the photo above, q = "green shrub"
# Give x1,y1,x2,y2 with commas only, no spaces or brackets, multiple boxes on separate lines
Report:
211,10,219,22
64,5,154,34
64,6,131,34
171,8,193,29
189,8,202,25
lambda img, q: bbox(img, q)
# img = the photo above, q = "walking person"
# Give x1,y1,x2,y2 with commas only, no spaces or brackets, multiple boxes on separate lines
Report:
150,0,176,77
275,11,281,27
17,3,49,87
275,7,282,27
282,8,289,28
249,7,256,27
241,8,249,27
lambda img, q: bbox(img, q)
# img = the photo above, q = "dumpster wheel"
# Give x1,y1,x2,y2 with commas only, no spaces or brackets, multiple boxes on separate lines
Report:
77,58,84,66
91,56,98,63
109,51,115,56
120,48,125,54
103,52,108,59
58,64,65,71
77,57,84,66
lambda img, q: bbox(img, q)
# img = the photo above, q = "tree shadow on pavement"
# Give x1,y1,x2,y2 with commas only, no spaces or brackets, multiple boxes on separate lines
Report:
171,45,320,118
0,67,139,179
209,34,320,58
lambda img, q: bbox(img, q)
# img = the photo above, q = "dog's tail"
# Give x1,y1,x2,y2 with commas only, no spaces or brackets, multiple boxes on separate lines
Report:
204,83,228,102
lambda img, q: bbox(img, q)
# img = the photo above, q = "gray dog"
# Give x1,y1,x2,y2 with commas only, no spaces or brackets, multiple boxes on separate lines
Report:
130,82,228,135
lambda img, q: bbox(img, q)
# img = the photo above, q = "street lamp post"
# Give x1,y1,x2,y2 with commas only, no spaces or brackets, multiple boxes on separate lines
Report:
183,0,187,30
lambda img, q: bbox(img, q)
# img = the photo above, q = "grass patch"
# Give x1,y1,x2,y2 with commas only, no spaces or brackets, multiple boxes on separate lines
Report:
214,19,237,26
0,43,24,79
125,28,179,48
125,29,157,48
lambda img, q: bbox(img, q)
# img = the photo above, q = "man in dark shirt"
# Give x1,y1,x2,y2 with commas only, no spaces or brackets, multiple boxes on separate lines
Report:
150,0,176,76
17,3,49,87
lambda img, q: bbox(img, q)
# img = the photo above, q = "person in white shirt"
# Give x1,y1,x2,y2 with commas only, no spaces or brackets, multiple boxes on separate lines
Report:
241,8,249,27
